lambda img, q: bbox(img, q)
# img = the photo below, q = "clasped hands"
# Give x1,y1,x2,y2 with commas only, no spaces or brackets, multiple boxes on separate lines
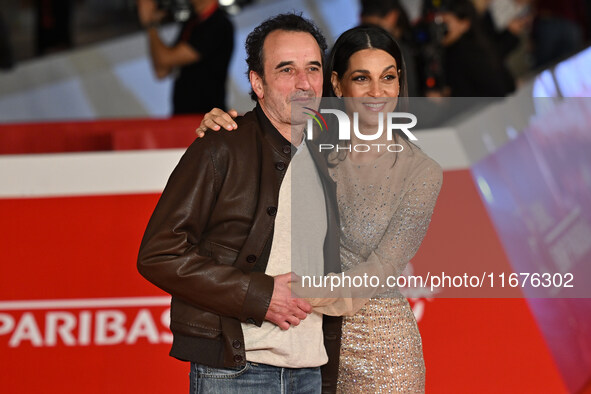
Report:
264,272,336,330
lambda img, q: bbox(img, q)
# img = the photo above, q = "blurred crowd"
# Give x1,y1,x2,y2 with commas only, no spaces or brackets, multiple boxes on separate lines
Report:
362,0,591,97
0,0,590,103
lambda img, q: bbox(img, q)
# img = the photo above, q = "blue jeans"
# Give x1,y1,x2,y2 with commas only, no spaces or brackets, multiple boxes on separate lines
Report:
189,362,321,394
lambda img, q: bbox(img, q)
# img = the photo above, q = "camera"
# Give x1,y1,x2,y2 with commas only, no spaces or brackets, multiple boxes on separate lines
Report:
155,0,194,22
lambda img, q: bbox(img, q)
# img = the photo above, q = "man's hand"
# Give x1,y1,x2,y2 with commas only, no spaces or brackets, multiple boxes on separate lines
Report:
264,272,312,330
137,0,165,28
196,108,239,137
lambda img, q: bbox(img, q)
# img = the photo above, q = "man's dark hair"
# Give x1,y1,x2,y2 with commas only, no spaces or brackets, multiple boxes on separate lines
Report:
360,0,401,17
360,0,412,40
442,0,478,22
245,13,328,101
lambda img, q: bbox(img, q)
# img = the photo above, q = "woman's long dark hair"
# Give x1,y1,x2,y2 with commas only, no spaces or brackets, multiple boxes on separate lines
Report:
319,24,410,162
324,24,408,99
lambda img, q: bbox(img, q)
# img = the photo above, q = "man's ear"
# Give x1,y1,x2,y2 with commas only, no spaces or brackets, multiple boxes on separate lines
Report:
331,71,342,97
250,70,264,99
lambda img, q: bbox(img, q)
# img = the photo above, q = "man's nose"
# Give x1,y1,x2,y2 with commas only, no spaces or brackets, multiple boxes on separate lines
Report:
295,69,312,90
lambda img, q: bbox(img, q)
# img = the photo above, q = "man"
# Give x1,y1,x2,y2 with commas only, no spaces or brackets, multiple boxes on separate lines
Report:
137,0,234,114
440,0,514,97
0,11,13,70
137,13,341,393
34,0,74,56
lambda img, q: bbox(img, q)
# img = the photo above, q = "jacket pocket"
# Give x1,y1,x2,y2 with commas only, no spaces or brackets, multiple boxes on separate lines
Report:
199,240,240,266
170,297,222,339
194,362,251,379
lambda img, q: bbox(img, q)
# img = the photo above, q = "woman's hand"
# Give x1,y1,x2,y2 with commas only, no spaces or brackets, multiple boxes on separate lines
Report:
195,108,239,138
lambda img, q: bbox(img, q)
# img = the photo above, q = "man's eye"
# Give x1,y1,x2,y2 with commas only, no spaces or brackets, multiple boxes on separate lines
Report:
281,68,292,73
309,66,320,72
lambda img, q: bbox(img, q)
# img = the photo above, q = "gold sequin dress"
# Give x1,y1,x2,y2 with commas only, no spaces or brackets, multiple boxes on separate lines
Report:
322,139,443,393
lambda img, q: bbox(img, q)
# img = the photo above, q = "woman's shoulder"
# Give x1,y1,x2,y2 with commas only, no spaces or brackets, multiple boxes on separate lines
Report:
399,139,443,181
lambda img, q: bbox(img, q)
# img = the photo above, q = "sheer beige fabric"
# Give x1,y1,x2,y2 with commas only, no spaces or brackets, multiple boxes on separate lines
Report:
300,138,442,393
294,139,443,317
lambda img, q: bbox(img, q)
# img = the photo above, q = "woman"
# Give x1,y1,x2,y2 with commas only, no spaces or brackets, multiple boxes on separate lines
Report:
197,25,442,393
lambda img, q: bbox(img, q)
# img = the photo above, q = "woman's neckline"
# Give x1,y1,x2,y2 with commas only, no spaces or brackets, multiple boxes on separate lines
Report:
344,149,395,168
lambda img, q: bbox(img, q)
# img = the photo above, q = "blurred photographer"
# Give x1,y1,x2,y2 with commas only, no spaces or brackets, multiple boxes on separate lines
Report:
477,0,532,64
137,0,234,114
440,0,514,97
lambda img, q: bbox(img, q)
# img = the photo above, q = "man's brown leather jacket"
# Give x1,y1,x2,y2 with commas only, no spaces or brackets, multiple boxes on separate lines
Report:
137,104,342,392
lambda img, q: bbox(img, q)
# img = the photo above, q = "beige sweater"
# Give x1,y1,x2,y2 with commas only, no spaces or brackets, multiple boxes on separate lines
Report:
241,141,328,368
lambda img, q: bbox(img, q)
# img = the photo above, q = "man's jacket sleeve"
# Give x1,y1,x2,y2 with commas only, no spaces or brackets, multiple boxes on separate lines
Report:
137,139,274,326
